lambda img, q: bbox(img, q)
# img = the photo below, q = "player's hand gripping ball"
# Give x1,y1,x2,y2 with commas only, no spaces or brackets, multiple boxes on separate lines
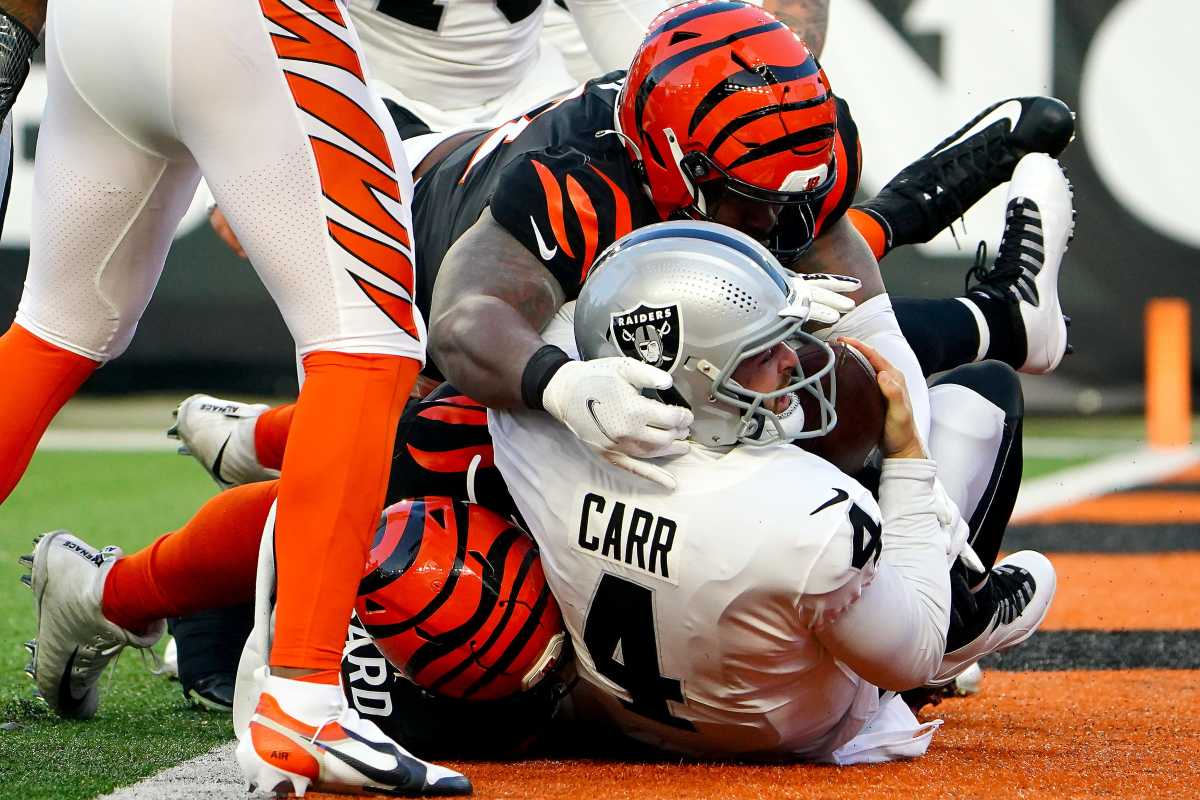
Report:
794,341,886,474
356,497,567,701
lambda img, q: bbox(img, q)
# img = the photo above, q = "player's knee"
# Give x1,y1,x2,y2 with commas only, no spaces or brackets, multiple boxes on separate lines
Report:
931,360,1023,423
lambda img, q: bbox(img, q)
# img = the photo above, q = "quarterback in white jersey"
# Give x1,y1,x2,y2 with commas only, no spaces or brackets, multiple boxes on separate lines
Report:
491,222,971,762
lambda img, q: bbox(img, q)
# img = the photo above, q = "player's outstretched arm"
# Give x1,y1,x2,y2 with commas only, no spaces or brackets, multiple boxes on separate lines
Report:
0,0,42,119
429,210,566,409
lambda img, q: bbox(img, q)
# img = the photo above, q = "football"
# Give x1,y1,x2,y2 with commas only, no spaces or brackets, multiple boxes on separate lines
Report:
794,341,886,474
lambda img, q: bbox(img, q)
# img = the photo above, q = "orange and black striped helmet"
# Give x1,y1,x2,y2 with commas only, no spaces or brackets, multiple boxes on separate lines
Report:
356,497,566,701
616,0,837,260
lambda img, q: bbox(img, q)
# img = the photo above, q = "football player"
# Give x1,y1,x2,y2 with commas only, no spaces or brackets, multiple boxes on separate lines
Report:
5,0,467,795
487,221,1056,760
22,221,1054,763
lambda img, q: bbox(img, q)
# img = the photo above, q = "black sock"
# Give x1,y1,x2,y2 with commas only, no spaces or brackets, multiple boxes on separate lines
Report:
892,297,981,377
964,291,1026,370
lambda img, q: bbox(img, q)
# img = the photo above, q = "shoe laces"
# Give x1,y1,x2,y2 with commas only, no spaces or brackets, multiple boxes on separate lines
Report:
964,202,1043,303
980,564,1036,626
892,102,1024,246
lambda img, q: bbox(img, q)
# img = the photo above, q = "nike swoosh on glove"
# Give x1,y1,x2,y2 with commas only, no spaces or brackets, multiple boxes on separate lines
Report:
542,357,693,490
783,272,861,327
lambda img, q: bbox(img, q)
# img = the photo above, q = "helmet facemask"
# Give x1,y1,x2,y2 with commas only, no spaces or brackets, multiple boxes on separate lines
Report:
691,312,838,447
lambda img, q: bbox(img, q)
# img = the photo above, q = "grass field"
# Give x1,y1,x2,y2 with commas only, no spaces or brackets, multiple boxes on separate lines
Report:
0,404,1172,799
0,452,232,800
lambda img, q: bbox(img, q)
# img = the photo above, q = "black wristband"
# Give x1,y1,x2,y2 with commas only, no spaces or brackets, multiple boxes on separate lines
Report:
521,345,571,411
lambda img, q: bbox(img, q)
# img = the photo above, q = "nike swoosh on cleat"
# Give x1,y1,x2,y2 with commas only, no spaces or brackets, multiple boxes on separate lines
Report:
322,732,424,791
210,435,232,486
810,487,850,515
530,216,558,260
585,399,618,445
56,648,88,714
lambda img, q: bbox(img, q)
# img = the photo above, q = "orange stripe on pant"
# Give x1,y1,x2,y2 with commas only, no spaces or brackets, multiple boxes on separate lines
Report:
0,324,97,504
270,351,417,670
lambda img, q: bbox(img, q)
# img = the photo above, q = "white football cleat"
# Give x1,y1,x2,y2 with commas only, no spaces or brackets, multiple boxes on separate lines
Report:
167,394,278,489
21,531,164,719
963,154,1076,374
931,550,1056,686
237,675,471,797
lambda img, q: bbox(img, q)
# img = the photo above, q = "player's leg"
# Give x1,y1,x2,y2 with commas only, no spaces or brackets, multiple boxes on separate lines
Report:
0,8,200,504
169,4,464,794
921,360,1055,690
927,360,1023,572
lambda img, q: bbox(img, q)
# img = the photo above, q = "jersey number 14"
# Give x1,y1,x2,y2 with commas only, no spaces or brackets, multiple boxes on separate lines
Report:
582,574,695,731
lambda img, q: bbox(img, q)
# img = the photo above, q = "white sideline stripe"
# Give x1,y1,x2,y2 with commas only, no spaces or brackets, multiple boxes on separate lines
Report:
37,430,177,452
1022,436,1142,459
1012,444,1200,522
99,742,262,800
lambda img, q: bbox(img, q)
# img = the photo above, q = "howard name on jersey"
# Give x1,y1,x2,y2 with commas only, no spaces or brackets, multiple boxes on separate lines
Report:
407,72,862,319
488,404,887,760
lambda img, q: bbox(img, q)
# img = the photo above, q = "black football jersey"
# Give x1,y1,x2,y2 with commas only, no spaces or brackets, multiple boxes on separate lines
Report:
405,72,862,318
409,72,656,316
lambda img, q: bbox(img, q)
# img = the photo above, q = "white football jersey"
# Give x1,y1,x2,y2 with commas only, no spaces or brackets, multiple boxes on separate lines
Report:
489,407,888,759
347,0,563,115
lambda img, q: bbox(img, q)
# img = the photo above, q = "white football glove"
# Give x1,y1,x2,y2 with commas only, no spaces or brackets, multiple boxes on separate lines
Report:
785,272,861,326
542,357,693,490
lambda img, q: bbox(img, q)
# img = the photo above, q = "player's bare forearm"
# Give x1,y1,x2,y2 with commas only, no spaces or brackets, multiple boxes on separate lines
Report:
765,0,828,57
791,216,885,305
1,0,44,32
429,210,566,409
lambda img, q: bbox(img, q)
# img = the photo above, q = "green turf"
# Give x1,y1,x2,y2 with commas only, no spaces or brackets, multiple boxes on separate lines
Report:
0,452,232,800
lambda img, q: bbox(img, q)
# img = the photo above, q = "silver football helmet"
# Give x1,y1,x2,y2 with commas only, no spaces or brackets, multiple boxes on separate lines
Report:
574,221,838,448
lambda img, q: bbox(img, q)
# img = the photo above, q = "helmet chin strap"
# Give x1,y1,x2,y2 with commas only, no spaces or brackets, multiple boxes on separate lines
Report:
745,392,807,444
662,127,707,216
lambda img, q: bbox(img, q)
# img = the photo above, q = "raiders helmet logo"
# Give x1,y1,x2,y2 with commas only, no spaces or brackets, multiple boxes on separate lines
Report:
610,303,682,371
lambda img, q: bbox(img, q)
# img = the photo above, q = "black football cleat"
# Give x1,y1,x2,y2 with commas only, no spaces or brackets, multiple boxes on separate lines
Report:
854,96,1075,253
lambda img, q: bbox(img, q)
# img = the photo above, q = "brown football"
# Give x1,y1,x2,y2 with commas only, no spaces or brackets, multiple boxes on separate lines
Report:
793,341,886,474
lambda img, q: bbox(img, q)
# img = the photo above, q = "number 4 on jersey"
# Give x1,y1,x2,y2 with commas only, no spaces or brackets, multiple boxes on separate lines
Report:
582,574,695,731
377,0,541,32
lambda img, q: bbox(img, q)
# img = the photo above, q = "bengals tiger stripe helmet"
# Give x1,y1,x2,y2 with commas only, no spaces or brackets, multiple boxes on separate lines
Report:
356,497,566,701
616,0,838,261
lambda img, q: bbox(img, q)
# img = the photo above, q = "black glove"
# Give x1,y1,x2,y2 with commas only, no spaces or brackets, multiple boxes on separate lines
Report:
0,11,38,120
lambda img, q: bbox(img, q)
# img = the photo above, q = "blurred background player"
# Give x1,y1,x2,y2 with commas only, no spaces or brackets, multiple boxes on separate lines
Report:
5,0,467,795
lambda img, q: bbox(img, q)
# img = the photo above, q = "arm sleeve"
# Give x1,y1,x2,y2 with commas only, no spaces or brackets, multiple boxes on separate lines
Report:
489,149,635,298
809,458,954,691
